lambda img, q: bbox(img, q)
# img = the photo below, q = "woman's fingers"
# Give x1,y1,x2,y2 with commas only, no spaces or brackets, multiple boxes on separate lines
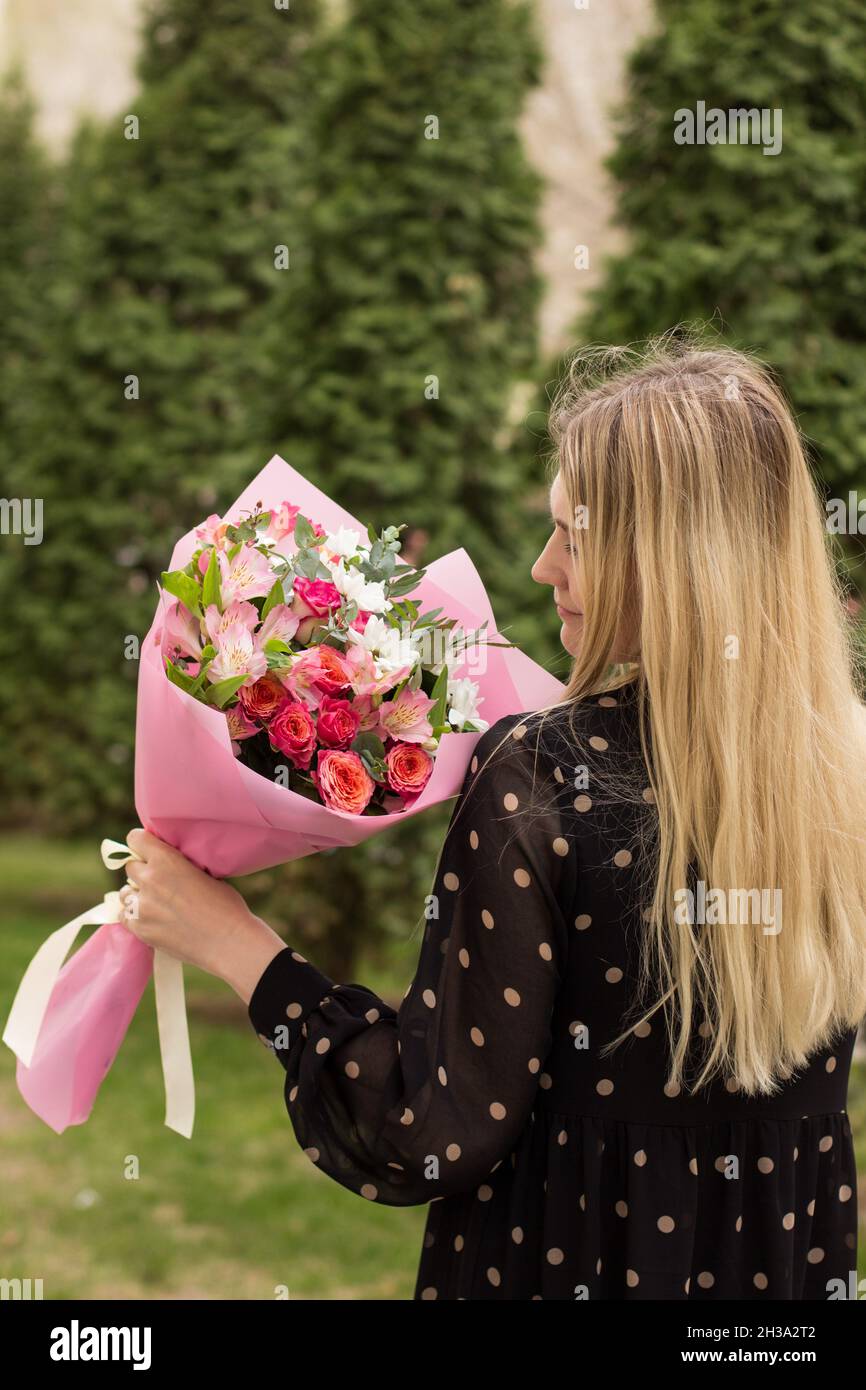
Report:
126,827,164,861
124,858,147,886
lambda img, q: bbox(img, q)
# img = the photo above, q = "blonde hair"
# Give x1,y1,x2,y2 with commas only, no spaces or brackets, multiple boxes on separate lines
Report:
485,329,866,1098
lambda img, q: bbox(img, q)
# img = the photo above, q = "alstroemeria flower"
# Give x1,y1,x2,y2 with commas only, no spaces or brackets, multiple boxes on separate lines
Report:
258,603,300,646
348,692,383,733
161,600,203,661
282,644,347,708
226,704,259,744
204,600,258,646
195,514,229,549
344,642,412,697
267,502,300,542
208,621,267,687
378,687,435,744
217,544,275,604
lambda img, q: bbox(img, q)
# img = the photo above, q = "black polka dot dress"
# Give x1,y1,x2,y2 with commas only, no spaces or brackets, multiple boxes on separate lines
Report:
248,679,860,1299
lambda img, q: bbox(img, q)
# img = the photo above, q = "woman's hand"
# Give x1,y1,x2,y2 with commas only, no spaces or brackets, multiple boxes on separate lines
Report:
118,829,286,1005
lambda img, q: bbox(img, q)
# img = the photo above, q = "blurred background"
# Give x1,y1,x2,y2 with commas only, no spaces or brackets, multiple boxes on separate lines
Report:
0,0,863,1299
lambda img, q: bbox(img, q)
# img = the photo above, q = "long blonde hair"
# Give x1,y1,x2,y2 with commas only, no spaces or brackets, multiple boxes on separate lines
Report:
536,331,866,1096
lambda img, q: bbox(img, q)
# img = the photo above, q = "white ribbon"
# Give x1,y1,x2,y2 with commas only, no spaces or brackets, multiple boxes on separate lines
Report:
2,836,195,1138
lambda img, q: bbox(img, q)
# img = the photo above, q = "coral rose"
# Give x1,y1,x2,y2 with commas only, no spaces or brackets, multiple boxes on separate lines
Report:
312,749,375,813
268,699,317,770
385,742,433,800
237,674,287,723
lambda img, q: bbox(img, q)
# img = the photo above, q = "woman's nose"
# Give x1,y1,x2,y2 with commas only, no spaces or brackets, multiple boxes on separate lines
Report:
531,542,556,587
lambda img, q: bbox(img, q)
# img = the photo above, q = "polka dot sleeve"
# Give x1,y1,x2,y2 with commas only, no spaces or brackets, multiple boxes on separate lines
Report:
247,713,575,1207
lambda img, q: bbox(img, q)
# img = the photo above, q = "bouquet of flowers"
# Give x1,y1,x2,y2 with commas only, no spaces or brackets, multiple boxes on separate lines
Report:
4,456,564,1139
160,502,490,815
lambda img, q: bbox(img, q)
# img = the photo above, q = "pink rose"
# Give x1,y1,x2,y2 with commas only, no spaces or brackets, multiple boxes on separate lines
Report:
292,577,342,617
385,742,434,800
312,749,375,814
316,694,361,748
268,699,318,770
350,608,373,633
291,577,343,643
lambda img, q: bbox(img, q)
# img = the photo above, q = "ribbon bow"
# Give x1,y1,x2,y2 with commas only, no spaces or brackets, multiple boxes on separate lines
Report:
2,836,195,1137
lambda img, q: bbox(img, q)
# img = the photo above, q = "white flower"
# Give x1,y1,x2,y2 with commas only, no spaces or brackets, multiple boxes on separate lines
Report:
330,558,391,614
324,526,371,559
447,677,488,732
347,613,420,673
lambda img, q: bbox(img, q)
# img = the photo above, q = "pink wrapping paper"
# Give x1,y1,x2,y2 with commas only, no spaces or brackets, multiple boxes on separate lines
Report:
7,455,565,1134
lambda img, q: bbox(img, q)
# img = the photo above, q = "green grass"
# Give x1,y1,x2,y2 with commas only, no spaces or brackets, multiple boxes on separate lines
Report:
1,834,863,1298
0,835,425,1300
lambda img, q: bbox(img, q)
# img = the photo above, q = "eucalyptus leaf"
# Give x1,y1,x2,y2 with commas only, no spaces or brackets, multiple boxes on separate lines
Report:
352,730,386,761
294,513,316,548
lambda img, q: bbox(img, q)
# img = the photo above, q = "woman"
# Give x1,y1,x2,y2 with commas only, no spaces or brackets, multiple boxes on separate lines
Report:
119,337,866,1300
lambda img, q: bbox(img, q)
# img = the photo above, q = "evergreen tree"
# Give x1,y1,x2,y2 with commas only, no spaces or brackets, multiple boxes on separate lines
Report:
0,0,319,830
581,0,866,524
247,0,552,969
264,0,546,615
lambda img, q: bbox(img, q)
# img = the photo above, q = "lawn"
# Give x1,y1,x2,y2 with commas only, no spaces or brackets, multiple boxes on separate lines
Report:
0,835,426,1300
1,834,863,1299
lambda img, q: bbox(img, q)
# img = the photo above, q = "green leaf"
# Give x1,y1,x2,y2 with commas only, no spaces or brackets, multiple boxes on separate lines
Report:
263,637,291,654
164,659,198,694
160,569,202,616
293,548,321,579
293,513,317,548
201,548,222,613
352,730,386,761
266,651,293,671
205,675,248,708
389,567,426,597
427,663,449,729
413,607,443,628
261,579,285,620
